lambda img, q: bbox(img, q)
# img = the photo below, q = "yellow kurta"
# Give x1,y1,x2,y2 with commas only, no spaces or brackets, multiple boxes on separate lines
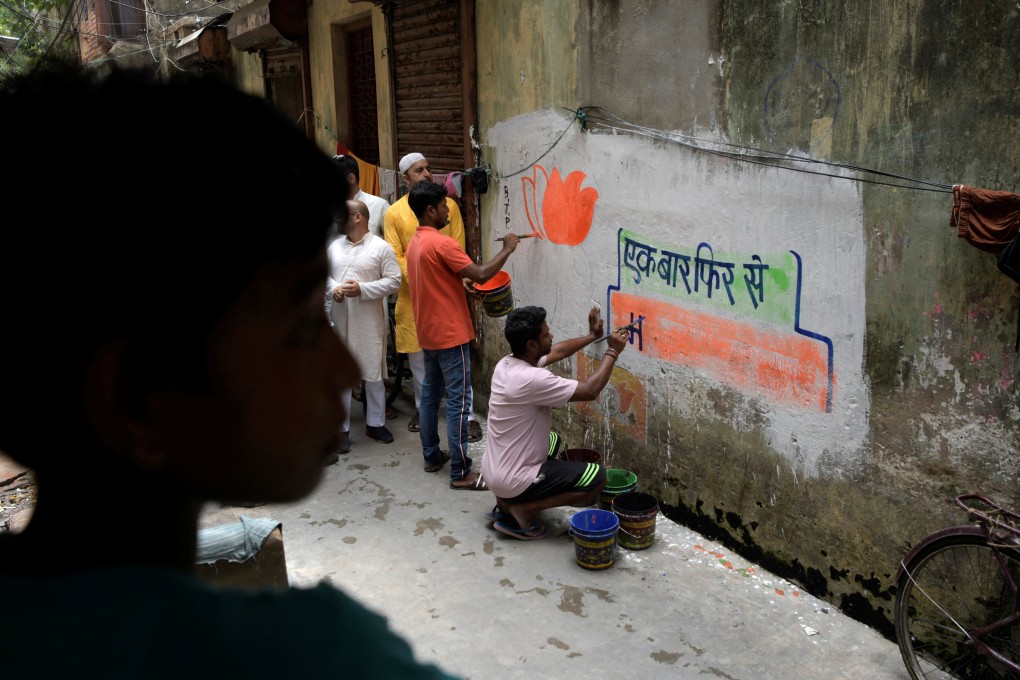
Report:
384,195,465,354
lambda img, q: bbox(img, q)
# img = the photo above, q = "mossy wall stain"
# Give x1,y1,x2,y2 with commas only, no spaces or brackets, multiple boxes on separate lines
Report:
553,398,910,637
475,1,577,129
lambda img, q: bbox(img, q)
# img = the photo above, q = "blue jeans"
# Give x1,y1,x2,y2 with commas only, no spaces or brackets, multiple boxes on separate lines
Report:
420,343,472,481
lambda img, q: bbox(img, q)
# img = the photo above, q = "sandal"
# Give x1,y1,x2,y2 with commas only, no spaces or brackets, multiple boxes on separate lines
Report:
493,521,548,541
450,472,488,490
408,411,420,433
484,505,520,526
484,505,508,522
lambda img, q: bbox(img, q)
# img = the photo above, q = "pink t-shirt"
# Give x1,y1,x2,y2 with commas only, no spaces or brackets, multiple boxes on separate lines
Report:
406,226,475,350
481,355,578,498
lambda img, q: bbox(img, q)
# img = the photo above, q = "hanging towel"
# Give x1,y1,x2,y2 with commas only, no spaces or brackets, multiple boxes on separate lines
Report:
334,142,382,196
444,171,463,198
378,167,399,204
351,152,381,197
952,184,1020,254
954,185,1020,354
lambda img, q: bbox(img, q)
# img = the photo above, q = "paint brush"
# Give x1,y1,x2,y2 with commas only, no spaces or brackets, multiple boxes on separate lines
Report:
592,316,645,344
494,234,538,242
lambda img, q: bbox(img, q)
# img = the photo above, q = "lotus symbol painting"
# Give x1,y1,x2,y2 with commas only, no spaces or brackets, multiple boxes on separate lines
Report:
522,165,599,246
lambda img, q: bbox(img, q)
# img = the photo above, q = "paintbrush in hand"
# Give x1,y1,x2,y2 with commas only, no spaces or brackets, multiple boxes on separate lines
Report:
495,234,538,242
591,316,645,344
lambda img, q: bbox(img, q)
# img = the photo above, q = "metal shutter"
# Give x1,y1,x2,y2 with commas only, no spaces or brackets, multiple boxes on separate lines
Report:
386,0,470,176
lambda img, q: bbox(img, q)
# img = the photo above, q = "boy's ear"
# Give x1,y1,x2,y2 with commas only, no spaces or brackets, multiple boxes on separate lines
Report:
83,341,167,470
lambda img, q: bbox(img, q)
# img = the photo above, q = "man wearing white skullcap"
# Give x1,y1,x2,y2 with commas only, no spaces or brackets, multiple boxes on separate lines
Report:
383,153,483,442
398,152,425,174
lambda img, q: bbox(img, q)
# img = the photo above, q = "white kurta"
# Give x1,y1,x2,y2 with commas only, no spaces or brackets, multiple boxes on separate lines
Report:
327,233,401,382
354,189,391,238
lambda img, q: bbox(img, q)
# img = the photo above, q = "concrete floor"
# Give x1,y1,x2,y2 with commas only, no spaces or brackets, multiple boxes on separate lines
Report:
200,390,911,680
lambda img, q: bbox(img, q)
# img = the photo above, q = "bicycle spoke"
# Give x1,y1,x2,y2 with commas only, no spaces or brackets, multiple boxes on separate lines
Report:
896,533,1020,679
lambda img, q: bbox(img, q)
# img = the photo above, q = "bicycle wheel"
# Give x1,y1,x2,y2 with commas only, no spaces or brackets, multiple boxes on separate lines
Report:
895,531,1020,679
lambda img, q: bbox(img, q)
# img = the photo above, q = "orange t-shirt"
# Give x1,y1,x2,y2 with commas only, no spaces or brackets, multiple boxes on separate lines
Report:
407,226,475,350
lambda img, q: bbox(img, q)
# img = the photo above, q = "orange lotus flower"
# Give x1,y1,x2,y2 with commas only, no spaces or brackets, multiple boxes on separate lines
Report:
521,165,599,246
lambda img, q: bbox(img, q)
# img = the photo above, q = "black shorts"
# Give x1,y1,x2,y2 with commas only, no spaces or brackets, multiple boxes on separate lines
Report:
507,458,606,504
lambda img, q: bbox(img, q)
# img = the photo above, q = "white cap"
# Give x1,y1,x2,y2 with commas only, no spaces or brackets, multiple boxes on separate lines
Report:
398,152,425,175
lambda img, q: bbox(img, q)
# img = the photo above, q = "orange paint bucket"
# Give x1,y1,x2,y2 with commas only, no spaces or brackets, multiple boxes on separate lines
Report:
473,270,514,317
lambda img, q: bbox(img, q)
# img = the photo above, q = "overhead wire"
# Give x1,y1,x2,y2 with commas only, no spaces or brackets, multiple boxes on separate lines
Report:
1,0,229,72
580,106,954,193
490,114,576,180
1,3,153,44
0,0,44,72
491,105,954,194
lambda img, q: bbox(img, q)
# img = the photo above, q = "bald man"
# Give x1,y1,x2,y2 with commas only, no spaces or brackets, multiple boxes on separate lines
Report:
328,200,401,454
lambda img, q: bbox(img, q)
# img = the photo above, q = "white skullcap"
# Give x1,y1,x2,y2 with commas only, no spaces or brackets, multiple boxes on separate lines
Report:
399,152,425,175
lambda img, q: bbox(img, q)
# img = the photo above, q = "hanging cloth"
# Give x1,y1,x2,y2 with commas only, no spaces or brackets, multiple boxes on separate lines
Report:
351,153,381,197
335,142,382,197
951,184,1020,254
953,185,1020,351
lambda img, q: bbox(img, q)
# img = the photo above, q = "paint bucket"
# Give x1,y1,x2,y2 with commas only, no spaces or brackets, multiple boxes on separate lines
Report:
612,491,659,550
598,468,638,510
559,449,602,507
569,509,619,570
473,270,514,317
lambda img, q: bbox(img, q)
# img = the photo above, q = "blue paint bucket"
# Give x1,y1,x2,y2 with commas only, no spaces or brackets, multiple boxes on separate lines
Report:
569,509,620,570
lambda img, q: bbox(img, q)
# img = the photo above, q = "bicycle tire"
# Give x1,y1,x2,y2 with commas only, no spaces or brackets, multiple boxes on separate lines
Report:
384,306,405,407
385,350,405,406
895,531,1020,679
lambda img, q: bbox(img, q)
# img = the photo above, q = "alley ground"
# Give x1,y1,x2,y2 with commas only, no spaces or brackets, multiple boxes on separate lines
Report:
204,390,908,680
1,389,910,679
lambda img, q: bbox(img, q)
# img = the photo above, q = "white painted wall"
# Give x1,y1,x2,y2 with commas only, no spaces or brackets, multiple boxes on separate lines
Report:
486,109,870,477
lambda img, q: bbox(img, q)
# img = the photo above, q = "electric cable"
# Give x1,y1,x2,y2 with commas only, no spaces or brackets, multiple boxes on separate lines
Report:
490,105,955,194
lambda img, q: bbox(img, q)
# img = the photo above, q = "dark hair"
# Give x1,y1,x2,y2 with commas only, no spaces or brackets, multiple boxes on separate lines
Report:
0,60,348,471
504,306,547,356
333,154,360,182
408,181,447,220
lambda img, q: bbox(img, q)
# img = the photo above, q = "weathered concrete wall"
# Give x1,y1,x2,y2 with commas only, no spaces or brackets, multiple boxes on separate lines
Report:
232,48,265,99
475,1,577,125
306,1,392,162
474,0,1020,636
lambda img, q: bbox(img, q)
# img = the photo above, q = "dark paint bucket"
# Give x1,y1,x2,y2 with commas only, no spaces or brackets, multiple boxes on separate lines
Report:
559,448,601,464
473,270,514,317
612,491,659,550
598,468,637,510
569,509,619,570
